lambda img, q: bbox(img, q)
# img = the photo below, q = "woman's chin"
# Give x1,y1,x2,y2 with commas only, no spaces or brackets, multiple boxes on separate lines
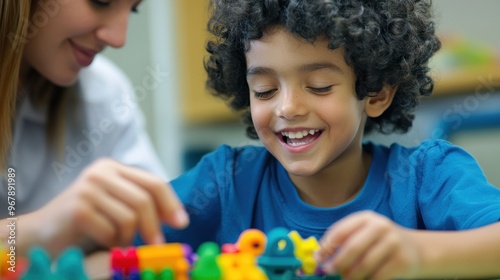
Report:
51,74,79,87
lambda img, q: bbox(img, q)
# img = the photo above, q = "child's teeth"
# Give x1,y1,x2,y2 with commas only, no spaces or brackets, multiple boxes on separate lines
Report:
281,129,320,139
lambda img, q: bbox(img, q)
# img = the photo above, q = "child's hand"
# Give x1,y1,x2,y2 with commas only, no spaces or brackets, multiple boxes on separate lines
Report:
28,159,189,255
315,211,421,280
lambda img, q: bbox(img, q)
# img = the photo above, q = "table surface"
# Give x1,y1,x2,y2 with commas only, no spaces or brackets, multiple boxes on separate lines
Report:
85,251,110,280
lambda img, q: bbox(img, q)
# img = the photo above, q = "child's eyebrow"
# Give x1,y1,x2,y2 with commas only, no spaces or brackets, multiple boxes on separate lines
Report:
298,62,344,74
247,67,275,77
247,62,344,77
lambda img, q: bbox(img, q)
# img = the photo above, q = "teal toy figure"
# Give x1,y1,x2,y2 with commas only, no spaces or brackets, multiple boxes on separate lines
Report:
20,247,52,280
257,227,302,280
21,247,89,280
56,247,89,280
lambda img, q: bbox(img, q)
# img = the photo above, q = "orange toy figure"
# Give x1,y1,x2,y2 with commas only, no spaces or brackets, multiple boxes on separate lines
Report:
1,245,9,275
1,245,27,280
136,243,192,280
236,229,267,257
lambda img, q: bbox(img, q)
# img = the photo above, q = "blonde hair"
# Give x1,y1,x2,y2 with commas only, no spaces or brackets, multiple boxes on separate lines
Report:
24,0,74,156
1,0,75,170
22,0,74,157
0,0,30,170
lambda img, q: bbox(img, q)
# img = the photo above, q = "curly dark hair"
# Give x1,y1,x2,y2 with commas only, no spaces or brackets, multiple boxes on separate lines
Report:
205,0,441,139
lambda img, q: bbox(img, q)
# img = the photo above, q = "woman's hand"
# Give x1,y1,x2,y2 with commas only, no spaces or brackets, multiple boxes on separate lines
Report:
315,211,421,280
25,158,188,256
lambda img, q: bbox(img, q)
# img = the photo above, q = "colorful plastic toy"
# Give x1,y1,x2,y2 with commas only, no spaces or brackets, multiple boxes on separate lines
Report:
289,230,320,275
191,242,221,280
235,228,267,257
21,246,89,280
1,245,28,280
111,247,140,279
6,227,340,279
110,227,342,280
112,243,193,280
257,227,302,280
217,229,268,280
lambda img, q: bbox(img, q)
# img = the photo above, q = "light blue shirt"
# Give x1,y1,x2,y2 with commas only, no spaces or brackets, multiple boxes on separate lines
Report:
0,56,167,217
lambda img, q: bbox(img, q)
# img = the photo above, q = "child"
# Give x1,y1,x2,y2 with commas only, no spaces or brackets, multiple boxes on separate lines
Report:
152,0,500,278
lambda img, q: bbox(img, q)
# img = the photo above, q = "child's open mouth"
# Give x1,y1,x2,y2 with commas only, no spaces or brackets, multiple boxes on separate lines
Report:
279,129,323,147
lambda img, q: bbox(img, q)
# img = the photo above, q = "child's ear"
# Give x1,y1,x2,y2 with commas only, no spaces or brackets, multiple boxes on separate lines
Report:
364,84,397,117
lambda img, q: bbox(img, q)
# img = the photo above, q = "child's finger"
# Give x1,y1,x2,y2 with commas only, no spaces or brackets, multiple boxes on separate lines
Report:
316,211,372,261
345,233,394,280
332,220,385,274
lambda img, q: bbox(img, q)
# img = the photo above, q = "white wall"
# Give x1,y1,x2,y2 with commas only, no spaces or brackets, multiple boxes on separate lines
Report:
103,1,184,178
433,0,500,48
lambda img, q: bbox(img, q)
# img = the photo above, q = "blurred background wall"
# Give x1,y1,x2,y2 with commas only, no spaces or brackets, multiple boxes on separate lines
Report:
103,0,500,184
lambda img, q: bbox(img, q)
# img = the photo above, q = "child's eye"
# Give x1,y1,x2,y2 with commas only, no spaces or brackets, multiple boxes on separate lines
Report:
308,85,333,94
253,89,276,99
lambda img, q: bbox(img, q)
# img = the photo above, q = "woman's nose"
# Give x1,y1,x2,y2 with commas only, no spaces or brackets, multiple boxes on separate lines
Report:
95,11,129,48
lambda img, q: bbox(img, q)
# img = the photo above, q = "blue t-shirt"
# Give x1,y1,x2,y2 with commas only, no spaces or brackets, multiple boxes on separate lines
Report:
136,140,500,250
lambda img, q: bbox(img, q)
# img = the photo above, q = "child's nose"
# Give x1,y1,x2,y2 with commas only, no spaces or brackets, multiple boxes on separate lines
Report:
95,11,129,48
276,88,308,120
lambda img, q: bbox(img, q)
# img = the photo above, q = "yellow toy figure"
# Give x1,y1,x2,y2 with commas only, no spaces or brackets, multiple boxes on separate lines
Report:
289,231,320,275
216,229,268,280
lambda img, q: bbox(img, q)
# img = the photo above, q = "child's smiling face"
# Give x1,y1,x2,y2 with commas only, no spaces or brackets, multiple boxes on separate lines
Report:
245,27,368,177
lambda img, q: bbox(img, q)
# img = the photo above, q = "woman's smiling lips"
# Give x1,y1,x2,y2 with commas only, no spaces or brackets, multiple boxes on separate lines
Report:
69,40,98,67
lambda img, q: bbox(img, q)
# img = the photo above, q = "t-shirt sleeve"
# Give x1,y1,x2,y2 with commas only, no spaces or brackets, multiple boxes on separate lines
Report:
417,140,500,230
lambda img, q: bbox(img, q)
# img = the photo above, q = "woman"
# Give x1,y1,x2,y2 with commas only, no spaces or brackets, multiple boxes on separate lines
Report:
0,0,188,256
